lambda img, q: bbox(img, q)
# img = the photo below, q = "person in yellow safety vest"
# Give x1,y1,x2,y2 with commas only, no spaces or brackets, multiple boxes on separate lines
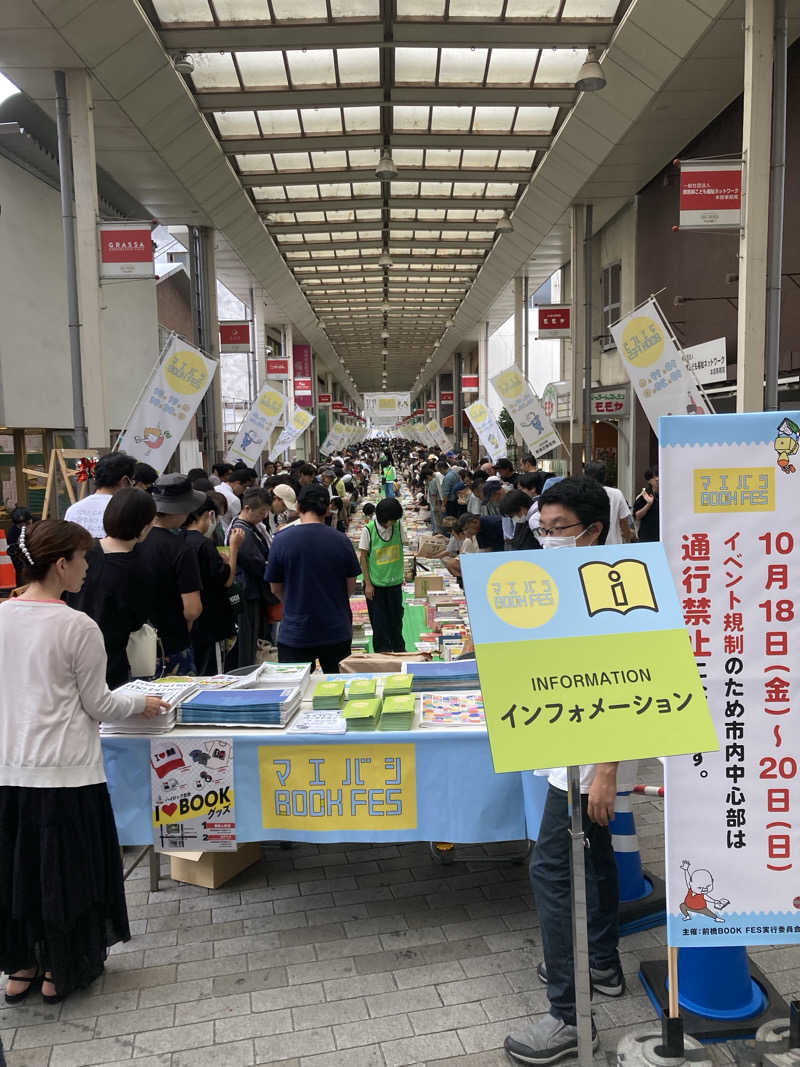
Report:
381,449,397,498
357,496,406,653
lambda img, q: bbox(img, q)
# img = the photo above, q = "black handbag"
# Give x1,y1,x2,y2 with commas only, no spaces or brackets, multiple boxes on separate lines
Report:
227,580,245,616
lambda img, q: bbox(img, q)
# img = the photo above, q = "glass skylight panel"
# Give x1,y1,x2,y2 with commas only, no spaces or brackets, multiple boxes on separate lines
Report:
188,53,239,89
215,112,260,136
430,106,471,131
317,182,352,197
152,0,211,22
330,0,380,15
472,106,514,132
452,182,485,197
236,153,275,172
311,150,348,169
439,49,488,85
424,148,462,168
330,230,359,240
286,50,336,87
486,181,520,196
503,0,560,15
304,232,330,242
286,250,311,259
277,233,303,243
498,149,535,168
286,184,319,198
273,151,311,171
272,0,327,18
462,149,499,168
299,108,342,134
395,48,438,84
337,48,380,85
253,186,287,200
487,49,539,86
355,209,381,220
348,149,380,168
336,249,361,258
421,181,453,196
417,208,446,220
237,52,289,88
391,181,420,196
448,0,503,15
468,229,491,241
396,0,446,16
351,181,380,195
393,106,430,131
514,106,559,133
535,49,587,83
212,0,267,20
563,0,619,15
391,208,417,219
445,230,469,240
343,107,381,131
267,212,298,223
296,210,327,222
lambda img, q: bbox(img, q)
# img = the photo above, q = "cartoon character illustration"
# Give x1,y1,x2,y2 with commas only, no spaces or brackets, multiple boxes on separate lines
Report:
135,426,172,450
240,429,262,452
686,393,705,415
679,859,729,923
774,418,800,474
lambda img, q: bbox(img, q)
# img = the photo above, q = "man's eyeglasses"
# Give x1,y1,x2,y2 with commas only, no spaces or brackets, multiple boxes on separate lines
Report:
536,521,585,538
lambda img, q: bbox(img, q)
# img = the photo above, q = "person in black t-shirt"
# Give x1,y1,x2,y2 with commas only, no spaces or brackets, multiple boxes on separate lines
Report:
137,475,205,676
228,488,272,669
633,467,660,542
66,488,156,687
182,494,245,675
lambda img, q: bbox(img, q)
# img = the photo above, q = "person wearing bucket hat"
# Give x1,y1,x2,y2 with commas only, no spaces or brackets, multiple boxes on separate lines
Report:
137,475,205,676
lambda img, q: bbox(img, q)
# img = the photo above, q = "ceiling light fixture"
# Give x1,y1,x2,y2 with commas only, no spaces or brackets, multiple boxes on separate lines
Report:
172,52,195,75
444,318,454,328
576,47,607,92
375,149,398,181
381,329,389,339
495,211,514,234
378,251,394,268
382,299,391,312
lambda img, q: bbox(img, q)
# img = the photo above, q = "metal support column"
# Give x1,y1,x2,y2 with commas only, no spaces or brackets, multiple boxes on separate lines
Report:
737,0,775,412
570,205,586,472
583,204,593,464
765,0,788,411
189,226,222,466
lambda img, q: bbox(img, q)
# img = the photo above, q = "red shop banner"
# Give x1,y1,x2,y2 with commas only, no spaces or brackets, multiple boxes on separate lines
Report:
678,159,743,229
292,344,313,408
219,321,250,353
266,358,289,379
98,221,154,279
537,306,571,338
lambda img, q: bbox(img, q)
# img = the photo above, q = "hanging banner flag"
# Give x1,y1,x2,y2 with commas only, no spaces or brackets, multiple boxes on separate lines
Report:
320,419,349,457
537,305,571,339
98,221,154,279
267,357,289,379
364,392,411,424
425,418,450,453
491,364,562,460
273,407,315,457
117,335,217,474
685,337,728,385
661,411,800,946
679,159,743,229
293,344,313,408
219,321,251,353
608,297,712,435
464,400,506,464
225,380,285,465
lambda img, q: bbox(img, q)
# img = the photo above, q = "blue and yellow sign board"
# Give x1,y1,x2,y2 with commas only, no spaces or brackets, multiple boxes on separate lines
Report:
461,543,718,774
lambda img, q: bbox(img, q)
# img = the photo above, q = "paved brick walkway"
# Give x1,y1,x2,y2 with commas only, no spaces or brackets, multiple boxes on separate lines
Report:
2,760,799,1066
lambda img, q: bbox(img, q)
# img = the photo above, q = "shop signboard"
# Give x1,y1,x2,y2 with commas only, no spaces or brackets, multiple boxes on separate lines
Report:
661,411,800,946
608,297,712,434
685,337,728,385
318,393,332,404
679,160,743,229
491,364,562,459
537,305,571,338
462,375,479,392
267,357,289,379
542,381,572,422
219,321,250,353
98,221,154,279
117,335,217,474
364,392,411,424
292,344,313,408
440,391,454,403
591,386,629,420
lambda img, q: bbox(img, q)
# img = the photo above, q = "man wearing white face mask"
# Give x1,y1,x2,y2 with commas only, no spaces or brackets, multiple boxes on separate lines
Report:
507,476,628,1066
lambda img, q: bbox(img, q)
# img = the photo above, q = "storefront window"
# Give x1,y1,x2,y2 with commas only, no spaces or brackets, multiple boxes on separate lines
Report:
601,262,621,350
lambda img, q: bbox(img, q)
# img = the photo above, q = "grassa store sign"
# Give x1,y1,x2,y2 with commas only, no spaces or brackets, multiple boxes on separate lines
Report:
98,221,154,279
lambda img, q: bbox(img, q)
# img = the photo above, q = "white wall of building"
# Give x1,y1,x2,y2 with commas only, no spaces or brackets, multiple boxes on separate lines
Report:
0,154,159,434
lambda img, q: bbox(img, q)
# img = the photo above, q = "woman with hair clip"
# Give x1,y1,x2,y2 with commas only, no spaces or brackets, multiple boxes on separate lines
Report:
0,520,169,1006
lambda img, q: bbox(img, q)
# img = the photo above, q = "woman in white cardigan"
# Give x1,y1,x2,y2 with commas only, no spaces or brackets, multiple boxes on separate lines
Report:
0,519,168,1005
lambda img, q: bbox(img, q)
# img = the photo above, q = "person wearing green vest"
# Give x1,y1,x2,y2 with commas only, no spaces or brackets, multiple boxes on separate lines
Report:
381,449,397,498
358,496,406,653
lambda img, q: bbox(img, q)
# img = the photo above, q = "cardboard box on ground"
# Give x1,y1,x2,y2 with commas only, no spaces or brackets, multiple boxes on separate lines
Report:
168,842,262,889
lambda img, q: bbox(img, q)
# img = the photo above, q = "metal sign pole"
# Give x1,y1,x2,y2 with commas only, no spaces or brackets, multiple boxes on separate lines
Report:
567,764,594,1067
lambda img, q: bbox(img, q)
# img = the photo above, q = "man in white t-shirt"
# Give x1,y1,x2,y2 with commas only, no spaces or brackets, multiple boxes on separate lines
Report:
584,461,633,546
506,475,625,1067
217,466,257,532
64,453,136,538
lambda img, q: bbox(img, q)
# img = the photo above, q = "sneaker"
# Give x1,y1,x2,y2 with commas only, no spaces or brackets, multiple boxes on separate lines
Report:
505,1013,598,1065
536,960,626,998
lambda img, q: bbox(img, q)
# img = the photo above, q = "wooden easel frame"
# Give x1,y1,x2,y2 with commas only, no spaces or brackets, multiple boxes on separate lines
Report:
22,449,96,518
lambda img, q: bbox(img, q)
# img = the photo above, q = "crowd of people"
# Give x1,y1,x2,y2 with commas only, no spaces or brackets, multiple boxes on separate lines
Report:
0,436,661,1067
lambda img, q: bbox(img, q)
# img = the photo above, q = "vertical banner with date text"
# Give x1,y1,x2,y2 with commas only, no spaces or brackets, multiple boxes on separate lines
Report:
491,364,562,459
662,412,800,946
464,400,506,464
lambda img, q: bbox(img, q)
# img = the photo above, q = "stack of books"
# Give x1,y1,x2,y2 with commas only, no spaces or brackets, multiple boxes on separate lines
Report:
349,595,371,651
179,685,303,727
382,673,413,697
347,677,378,699
404,659,479,691
312,679,347,709
228,662,311,689
379,694,416,731
343,697,382,731
102,679,199,735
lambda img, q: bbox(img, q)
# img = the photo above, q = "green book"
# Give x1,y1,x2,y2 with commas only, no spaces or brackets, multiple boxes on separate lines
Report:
343,698,382,730
348,678,378,699
382,673,413,696
312,679,346,709
381,694,416,716
378,714,415,732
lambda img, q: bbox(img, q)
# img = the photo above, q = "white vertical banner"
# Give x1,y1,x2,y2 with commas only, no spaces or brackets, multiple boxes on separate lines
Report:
464,400,506,464
608,297,712,434
273,407,315,457
225,380,285,465
117,335,217,474
320,419,348,457
425,418,450,453
491,364,562,459
661,411,800,947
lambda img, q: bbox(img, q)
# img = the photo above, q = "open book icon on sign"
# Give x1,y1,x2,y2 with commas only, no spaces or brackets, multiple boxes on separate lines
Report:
578,559,658,617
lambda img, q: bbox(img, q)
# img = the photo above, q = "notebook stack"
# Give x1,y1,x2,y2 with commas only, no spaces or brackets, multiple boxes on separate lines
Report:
312,679,347,710
349,596,371,651
101,680,199,735
179,685,303,727
404,659,480,691
347,677,378,699
379,694,416,731
228,662,311,690
343,698,382,731
382,673,413,697
420,690,485,728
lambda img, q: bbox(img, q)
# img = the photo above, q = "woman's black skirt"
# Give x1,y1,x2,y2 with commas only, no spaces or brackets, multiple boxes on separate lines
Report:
0,782,130,996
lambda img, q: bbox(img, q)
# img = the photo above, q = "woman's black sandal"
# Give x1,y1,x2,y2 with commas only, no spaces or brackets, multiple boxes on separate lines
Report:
4,971,43,1005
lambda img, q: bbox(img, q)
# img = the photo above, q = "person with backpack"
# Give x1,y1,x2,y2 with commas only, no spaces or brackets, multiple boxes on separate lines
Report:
358,496,406,653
